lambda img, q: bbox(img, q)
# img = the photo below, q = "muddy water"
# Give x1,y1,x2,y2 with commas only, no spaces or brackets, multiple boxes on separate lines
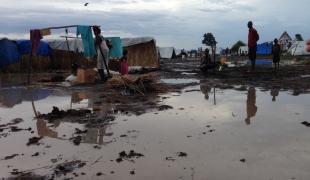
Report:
0,83,310,179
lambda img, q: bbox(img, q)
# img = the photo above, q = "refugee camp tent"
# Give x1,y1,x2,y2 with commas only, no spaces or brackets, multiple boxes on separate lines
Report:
122,37,159,67
159,47,176,59
0,38,20,68
175,49,182,56
238,46,248,55
256,42,272,55
17,40,51,56
288,41,310,56
45,39,84,53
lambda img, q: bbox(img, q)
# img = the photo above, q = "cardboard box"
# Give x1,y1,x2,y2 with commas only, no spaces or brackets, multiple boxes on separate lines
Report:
77,68,97,83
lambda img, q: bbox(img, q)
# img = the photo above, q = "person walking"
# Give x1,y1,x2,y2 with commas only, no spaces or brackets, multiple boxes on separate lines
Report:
247,21,259,71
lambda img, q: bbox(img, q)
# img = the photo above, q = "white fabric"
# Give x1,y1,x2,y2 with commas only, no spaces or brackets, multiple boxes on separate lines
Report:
65,74,77,82
175,49,182,56
45,39,84,53
121,37,154,47
239,46,248,54
97,44,109,70
159,47,175,59
288,41,310,56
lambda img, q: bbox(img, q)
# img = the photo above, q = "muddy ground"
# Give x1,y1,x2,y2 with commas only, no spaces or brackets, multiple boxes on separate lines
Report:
0,58,310,180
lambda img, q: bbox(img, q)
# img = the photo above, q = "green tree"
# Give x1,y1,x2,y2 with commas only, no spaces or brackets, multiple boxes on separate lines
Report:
295,34,304,41
231,40,246,53
202,33,217,63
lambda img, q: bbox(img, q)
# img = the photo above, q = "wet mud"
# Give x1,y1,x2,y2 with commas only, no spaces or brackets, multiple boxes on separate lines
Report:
0,58,310,179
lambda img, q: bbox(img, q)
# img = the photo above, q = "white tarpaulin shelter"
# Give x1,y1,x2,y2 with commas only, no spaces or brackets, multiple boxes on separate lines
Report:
159,47,176,59
288,41,310,56
239,46,248,55
175,49,182,56
45,39,84,53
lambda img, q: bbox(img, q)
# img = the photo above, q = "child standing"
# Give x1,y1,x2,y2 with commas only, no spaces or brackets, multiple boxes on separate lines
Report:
119,49,128,75
272,39,281,70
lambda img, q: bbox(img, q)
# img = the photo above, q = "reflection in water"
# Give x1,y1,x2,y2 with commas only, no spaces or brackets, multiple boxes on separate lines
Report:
36,118,58,138
200,82,217,105
200,82,211,100
0,87,51,108
271,88,279,102
245,87,257,125
84,126,113,145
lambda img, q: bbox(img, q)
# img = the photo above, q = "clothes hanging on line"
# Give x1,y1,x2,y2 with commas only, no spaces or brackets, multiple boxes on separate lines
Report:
40,28,51,36
76,25,96,58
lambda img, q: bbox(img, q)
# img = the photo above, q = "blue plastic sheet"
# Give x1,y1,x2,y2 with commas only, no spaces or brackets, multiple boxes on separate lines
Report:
0,39,21,68
16,40,51,56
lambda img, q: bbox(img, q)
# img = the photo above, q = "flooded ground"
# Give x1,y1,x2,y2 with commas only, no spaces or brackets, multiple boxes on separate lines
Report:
1,59,310,179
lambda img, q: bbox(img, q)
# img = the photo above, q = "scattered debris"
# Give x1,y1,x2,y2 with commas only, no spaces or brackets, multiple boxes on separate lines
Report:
54,161,86,175
116,150,144,163
71,136,82,146
178,152,187,157
31,152,40,157
0,118,23,128
158,105,173,111
130,170,135,175
3,154,19,160
301,121,310,127
96,172,103,176
74,128,88,134
38,107,92,122
27,137,43,146
165,157,176,161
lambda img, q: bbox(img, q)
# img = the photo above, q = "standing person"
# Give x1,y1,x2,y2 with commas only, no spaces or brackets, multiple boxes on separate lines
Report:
307,40,310,52
93,26,109,82
119,49,129,75
272,38,281,70
247,21,259,71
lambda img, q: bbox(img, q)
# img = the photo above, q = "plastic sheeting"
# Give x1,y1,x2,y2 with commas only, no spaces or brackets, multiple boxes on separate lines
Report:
45,39,84,53
16,40,51,56
105,37,123,58
288,41,310,56
159,47,176,59
0,39,21,68
256,42,272,55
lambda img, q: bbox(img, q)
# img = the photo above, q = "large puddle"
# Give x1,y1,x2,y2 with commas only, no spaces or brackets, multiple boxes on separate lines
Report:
0,82,310,179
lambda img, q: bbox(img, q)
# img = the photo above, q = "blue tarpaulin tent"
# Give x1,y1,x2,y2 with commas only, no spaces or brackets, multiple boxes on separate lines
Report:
16,40,51,56
0,39,21,68
256,42,272,55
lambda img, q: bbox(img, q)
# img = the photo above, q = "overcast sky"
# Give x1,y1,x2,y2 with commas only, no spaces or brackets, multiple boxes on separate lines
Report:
0,0,309,49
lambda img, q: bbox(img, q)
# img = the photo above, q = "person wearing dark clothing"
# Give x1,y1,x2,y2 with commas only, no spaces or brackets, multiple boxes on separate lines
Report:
247,21,259,71
272,38,281,70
